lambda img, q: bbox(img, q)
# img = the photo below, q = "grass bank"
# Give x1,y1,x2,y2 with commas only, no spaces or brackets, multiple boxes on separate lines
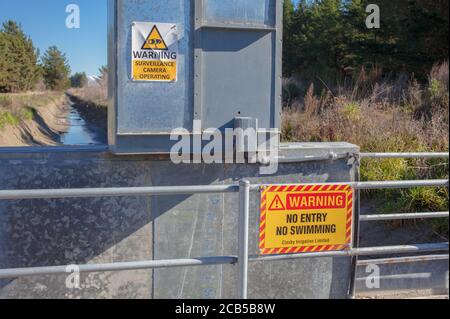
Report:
0,91,67,146
282,62,449,236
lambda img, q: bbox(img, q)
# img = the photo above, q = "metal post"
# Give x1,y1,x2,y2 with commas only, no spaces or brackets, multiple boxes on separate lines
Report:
348,158,361,299
238,180,251,299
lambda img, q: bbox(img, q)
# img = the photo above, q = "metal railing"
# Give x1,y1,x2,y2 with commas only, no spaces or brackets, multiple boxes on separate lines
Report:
0,152,448,299
351,152,449,298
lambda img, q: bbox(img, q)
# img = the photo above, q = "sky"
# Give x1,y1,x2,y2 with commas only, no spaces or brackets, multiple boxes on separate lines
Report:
0,0,302,76
0,0,107,76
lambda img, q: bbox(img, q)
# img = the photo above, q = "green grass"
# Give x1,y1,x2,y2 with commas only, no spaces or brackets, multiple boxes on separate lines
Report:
0,111,20,129
0,92,64,131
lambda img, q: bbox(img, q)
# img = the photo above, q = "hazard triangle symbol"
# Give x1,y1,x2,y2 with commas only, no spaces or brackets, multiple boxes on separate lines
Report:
268,195,285,211
142,25,168,50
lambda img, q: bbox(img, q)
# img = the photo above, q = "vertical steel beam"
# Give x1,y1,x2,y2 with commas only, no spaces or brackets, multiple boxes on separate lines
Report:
238,180,251,299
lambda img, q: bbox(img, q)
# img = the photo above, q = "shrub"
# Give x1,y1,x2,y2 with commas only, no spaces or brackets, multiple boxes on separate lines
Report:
282,62,449,236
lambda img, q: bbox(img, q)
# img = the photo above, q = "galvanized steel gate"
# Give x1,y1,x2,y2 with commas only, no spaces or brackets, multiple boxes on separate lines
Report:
0,152,448,299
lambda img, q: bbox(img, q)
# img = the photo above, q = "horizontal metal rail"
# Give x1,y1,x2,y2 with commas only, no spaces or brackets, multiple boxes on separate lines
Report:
354,180,448,190
360,212,449,222
251,243,448,263
0,185,239,200
1,180,447,201
0,256,238,279
360,152,449,159
357,255,449,266
0,243,447,280
250,180,449,191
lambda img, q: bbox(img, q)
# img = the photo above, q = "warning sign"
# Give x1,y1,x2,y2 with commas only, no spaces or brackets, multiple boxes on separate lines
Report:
269,195,285,211
259,184,354,255
131,22,178,82
142,26,168,50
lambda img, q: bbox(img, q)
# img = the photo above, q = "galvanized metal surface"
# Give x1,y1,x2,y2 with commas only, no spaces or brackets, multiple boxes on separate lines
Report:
0,143,358,299
204,0,276,26
109,0,283,154
238,180,250,299
0,146,447,298
111,0,193,135
357,255,449,266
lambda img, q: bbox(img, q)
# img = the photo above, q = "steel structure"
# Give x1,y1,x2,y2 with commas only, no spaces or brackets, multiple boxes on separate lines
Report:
0,152,448,299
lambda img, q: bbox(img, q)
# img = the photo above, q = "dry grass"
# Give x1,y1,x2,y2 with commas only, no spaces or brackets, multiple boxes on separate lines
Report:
67,86,107,108
282,61,449,233
282,61,449,152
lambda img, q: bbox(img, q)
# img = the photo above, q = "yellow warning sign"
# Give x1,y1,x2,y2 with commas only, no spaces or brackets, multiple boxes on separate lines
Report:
142,26,168,50
260,184,353,255
131,22,178,82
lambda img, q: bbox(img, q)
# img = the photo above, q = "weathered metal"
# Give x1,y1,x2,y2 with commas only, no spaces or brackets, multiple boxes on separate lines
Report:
0,143,359,299
108,0,283,154
0,147,448,298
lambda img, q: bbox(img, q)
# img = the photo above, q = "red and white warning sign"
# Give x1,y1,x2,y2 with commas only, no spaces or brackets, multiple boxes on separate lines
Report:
260,184,354,255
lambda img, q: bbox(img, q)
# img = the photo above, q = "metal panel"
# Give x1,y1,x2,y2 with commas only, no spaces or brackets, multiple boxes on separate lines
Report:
201,29,275,129
204,0,276,26
112,0,193,134
0,143,359,299
109,0,282,154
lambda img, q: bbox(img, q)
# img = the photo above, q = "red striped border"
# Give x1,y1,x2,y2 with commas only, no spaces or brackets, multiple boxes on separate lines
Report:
260,184,353,255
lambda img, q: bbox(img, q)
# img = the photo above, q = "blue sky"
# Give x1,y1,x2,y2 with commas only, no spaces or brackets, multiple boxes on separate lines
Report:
0,0,302,76
0,0,107,76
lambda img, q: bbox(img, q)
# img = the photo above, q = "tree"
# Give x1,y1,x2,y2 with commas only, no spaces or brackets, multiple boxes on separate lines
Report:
282,0,296,76
0,32,7,91
70,72,88,88
0,21,41,93
41,46,71,91
282,0,449,84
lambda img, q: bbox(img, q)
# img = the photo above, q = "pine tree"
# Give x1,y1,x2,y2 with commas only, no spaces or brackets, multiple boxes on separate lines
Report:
70,72,88,88
41,46,71,91
282,0,296,76
0,21,41,92
0,31,7,91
